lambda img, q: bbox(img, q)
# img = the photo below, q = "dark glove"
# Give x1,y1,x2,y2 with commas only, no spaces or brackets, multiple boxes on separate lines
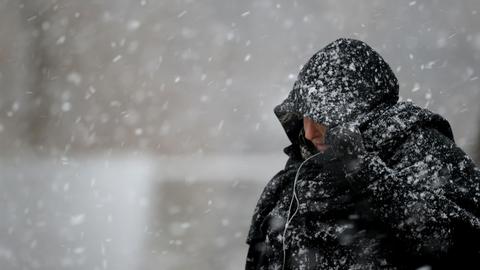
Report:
317,124,367,178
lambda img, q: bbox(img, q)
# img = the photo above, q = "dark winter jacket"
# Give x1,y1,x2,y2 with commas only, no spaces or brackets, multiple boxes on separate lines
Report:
245,38,480,270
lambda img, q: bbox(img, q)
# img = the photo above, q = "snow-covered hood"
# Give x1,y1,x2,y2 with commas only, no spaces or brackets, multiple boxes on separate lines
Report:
274,38,454,157
274,38,399,146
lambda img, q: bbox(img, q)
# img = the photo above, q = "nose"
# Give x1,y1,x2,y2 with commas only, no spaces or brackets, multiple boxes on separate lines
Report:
303,117,316,141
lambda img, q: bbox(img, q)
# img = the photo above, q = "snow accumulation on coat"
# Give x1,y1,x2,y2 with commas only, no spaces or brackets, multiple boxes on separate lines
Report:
245,38,480,270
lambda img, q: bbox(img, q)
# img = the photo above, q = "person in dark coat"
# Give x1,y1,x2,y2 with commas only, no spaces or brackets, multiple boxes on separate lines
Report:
245,38,480,270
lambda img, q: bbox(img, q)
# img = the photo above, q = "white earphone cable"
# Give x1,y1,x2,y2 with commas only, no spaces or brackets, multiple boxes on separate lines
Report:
281,151,322,270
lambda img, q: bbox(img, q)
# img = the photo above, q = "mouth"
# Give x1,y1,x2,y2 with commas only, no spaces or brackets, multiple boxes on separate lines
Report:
314,144,329,152
311,139,329,152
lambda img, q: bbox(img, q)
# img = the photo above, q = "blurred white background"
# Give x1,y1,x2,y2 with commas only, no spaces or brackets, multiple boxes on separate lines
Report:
1,0,480,269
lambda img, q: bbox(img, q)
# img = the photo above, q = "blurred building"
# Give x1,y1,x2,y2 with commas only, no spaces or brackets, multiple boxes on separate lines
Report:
1,0,480,269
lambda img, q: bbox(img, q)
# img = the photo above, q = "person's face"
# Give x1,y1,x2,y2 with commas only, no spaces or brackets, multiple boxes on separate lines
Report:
303,117,329,152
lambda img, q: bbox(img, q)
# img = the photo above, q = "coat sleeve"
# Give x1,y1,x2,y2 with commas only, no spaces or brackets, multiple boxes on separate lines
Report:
348,127,480,262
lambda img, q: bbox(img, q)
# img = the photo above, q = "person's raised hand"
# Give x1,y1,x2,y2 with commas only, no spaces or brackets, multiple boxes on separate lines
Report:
318,124,367,178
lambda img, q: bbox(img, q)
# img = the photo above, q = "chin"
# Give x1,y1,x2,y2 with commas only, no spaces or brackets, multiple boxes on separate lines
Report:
315,144,329,152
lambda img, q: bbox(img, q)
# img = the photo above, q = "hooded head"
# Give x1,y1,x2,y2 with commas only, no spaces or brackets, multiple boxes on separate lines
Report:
274,38,399,147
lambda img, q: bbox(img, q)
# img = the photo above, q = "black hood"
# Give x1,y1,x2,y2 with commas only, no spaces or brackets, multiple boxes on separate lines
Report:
274,38,454,159
274,38,399,146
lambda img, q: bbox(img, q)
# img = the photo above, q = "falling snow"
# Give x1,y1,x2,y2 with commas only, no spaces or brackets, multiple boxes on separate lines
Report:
2,2,480,270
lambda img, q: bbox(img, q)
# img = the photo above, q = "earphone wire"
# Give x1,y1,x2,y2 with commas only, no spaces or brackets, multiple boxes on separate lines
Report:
281,151,322,270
